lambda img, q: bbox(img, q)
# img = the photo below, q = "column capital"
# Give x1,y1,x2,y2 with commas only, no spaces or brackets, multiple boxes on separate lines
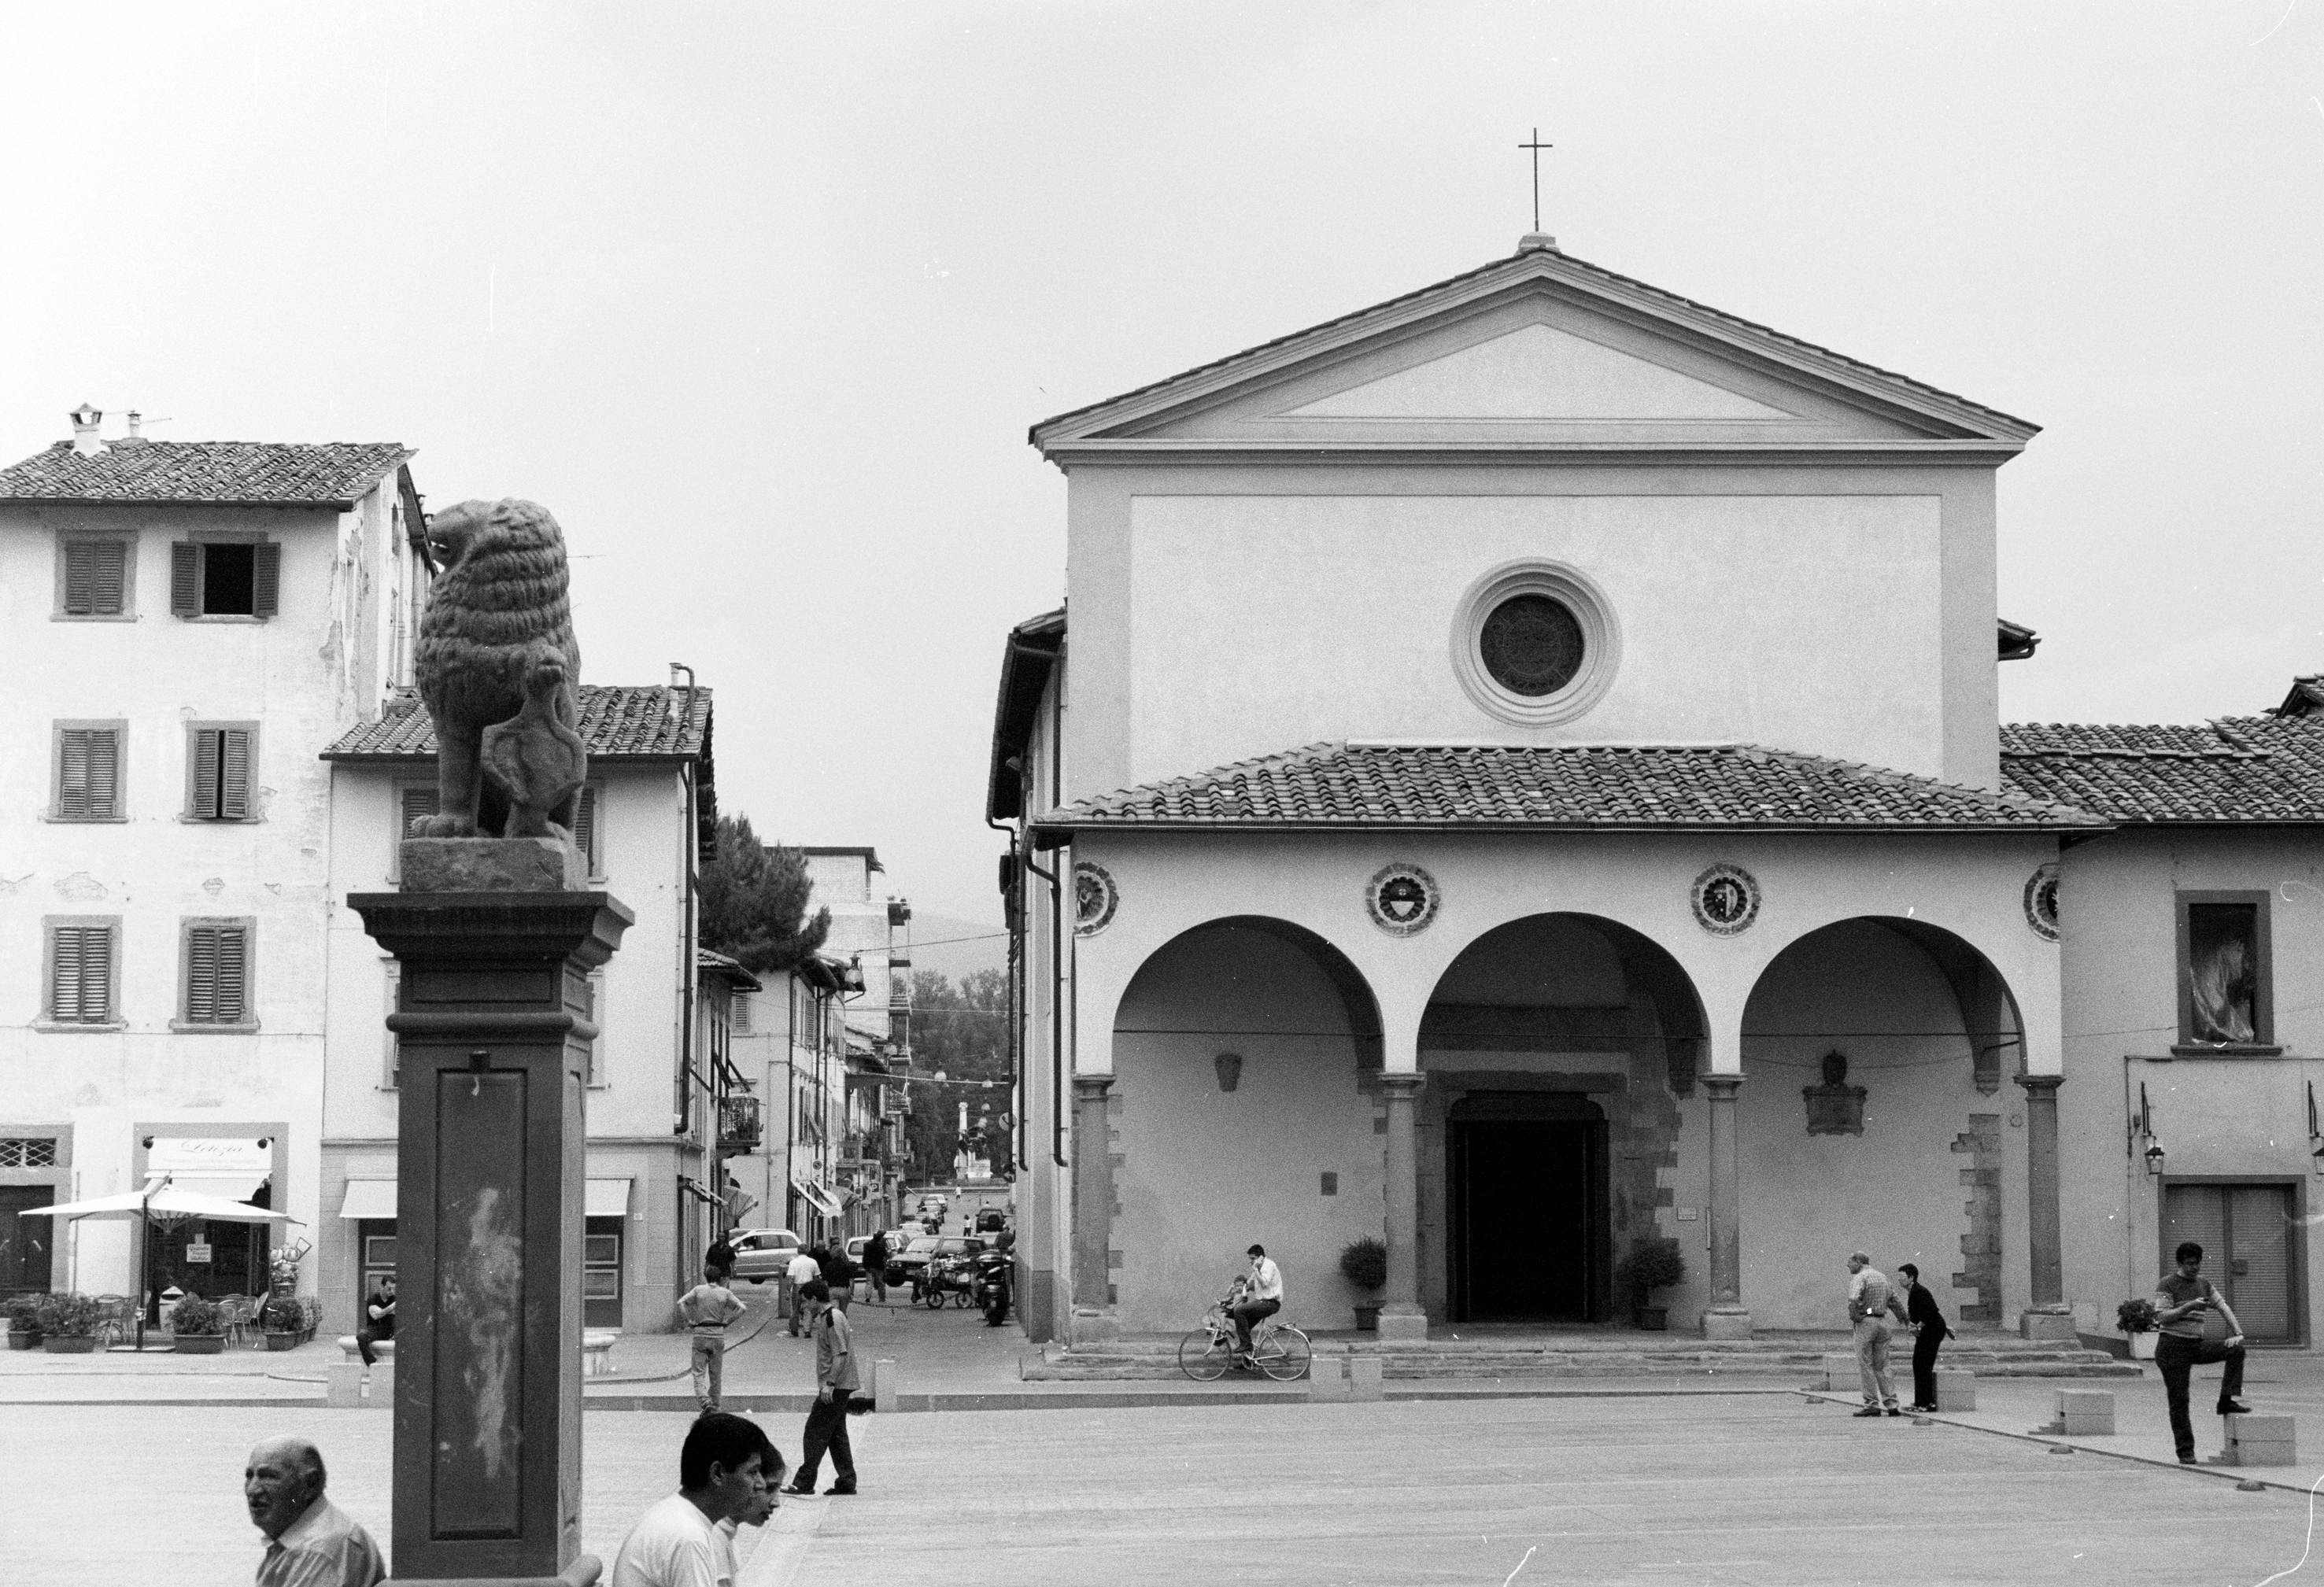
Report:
1702,1075,1744,1098
2014,1073,2064,1097
1071,1072,1114,1100
1379,1072,1428,1098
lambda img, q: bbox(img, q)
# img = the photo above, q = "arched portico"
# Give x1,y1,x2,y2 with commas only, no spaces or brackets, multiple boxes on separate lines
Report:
1736,915,2055,1333
1091,916,1385,1334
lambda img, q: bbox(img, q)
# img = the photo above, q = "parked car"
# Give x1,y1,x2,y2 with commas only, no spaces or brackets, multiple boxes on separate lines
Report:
844,1235,874,1268
724,1228,803,1285
889,1234,989,1288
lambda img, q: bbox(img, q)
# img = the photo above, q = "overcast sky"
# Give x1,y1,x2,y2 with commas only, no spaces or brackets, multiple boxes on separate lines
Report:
5,2,2318,923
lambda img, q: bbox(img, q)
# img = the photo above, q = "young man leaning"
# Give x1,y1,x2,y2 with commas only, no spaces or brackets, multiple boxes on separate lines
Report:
609,1412,785,1587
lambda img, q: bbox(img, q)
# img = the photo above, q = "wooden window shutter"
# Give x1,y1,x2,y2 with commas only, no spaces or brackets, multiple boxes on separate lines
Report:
64,542,94,614
251,543,281,618
50,928,83,1020
191,729,221,817
401,785,440,837
51,925,111,1023
57,728,120,819
220,730,252,819
215,925,249,1023
575,786,598,873
186,926,218,1021
91,540,126,615
171,543,200,615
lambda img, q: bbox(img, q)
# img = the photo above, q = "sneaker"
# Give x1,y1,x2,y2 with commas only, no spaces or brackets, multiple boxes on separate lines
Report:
1884,1408,1904,1417
781,1482,816,1497
2219,1399,2253,1415
1853,1407,1886,1417
825,1483,856,1496
2178,1455,2198,1465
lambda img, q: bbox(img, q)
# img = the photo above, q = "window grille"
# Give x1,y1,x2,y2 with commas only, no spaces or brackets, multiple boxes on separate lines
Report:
0,1138,59,1169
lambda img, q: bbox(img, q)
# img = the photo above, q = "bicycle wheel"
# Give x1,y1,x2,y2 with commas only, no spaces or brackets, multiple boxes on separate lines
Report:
951,1287,976,1308
1177,1328,1233,1382
921,1284,945,1310
1253,1327,1311,1382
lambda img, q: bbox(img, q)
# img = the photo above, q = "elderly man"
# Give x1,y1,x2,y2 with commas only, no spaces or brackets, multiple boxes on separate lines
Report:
1844,1252,1909,1418
245,1437,386,1587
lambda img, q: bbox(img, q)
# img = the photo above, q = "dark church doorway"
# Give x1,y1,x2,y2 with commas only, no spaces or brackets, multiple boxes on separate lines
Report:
1448,1094,1607,1323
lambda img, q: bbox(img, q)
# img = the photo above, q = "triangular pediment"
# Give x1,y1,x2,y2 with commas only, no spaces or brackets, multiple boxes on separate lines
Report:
1033,245,2037,460
1283,321,1793,421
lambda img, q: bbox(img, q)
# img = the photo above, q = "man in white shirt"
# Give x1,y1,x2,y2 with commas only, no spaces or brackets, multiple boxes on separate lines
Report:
785,1248,822,1337
1845,1252,1908,1417
609,1412,785,1587
1230,1243,1284,1364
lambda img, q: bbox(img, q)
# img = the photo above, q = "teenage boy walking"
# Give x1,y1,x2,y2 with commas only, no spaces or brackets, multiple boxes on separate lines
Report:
781,1280,859,1497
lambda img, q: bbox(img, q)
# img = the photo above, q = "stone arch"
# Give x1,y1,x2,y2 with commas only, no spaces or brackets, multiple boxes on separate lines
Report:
1106,917,1384,1330
1738,916,2027,1327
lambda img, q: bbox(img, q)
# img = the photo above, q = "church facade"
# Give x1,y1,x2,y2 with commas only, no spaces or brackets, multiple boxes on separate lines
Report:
989,238,2324,1348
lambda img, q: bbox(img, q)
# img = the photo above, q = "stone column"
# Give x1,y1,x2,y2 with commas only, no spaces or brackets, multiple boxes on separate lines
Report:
2016,1074,2075,1339
1378,1072,1428,1342
1700,1076,1751,1339
351,840,630,1585
1069,1072,1118,1344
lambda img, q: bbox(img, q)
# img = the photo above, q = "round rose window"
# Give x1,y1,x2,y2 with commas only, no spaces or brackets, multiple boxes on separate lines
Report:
1478,594,1584,697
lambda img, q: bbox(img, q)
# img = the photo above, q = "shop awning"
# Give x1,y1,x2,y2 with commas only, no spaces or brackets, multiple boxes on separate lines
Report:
791,1176,844,1219
586,1179,632,1218
150,1170,269,1204
338,1180,397,1220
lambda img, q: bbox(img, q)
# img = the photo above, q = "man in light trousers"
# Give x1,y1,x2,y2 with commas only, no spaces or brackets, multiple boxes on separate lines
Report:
1846,1252,1908,1417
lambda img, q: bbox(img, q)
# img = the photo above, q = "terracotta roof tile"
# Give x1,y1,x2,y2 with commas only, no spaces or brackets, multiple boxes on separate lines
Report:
0,441,411,505
2000,716,2324,824
322,685,711,762
1037,742,2100,834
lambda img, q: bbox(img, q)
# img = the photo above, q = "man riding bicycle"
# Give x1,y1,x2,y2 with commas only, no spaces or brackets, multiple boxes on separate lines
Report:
1230,1244,1283,1364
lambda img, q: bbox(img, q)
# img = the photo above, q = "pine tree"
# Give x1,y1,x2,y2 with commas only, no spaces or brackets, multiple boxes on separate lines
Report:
698,813,830,973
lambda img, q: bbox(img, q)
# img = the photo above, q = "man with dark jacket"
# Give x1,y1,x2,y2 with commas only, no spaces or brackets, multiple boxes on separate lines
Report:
1895,1263,1952,1412
863,1231,889,1305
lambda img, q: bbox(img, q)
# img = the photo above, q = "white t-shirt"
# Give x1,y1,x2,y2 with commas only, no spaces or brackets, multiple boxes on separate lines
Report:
786,1252,821,1286
610,1494,730,1587
1247,1257,1284,1302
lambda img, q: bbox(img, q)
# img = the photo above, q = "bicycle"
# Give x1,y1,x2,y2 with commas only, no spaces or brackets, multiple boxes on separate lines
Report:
1177,1291,1311,1382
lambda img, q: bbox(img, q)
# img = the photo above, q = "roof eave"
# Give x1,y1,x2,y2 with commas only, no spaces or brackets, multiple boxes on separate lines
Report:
986,610,1067,823
1036,440,2031,469
1032,816,2107,845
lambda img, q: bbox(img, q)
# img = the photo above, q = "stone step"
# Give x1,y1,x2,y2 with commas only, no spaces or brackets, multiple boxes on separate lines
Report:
1025,1345,2145,1382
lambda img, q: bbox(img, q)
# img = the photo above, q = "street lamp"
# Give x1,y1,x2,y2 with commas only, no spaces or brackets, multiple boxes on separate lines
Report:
2145,1141,2167,1177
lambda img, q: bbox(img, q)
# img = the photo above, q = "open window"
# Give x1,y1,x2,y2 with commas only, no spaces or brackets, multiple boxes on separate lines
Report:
171,540,279,619
2177,892,2274,1050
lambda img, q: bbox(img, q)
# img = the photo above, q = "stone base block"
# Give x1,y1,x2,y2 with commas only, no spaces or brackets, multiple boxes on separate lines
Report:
327,1359,393,1409
2055,1388,2115,1434
335,1335,397,1361
1699,1308,1753,1341
581,1330,616,1378
1307,1356,1350,1402
400,836,584,894
1068,1308,1120,1346
874,1358,900,1414
1934,1369,1977,1412
2226,1414,2296,1466
1822,1353,1860,1393
1375,1307,1428,1343
1347,1356,1384,1401
383,1555,602,1587
2019,1308,2080,1342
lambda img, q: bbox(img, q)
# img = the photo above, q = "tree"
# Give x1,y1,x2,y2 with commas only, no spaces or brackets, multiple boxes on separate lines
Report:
903,969,1013,1179
697,813,829,974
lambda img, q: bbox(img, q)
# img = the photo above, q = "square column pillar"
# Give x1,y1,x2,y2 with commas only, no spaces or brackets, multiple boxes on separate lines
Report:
1378,1072,1428,1342
2016,1074,2075,1339
1701,1076,1750,1339
1069,1073,1118,1345
351,851,631,1585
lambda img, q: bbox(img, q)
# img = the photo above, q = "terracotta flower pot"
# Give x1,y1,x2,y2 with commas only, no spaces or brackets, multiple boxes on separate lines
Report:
5,1330,42,1351
264,1331,303,1352
1353,1303,1381,1332
42,1334,98,1354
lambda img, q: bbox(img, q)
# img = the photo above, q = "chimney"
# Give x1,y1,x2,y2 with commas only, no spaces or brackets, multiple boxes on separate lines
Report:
68,403,105,456
122,410,148,444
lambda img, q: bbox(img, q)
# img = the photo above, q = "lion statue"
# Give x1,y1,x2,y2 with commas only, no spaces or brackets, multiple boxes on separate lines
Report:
412,498,587,843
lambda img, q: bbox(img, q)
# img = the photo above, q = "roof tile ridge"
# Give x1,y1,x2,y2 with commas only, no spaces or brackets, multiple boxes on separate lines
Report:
1066,740,1341,814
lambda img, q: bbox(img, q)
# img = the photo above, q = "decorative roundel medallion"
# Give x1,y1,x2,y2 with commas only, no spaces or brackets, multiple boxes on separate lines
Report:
1365,863,1441,937
1690,863,1761,936
2023,862,2060,942
1072,862,1119,937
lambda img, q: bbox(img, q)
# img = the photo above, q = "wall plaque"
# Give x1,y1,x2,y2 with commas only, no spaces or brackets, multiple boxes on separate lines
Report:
1691,862,1760,936
1072,862,1119,937
1365,863,1440,937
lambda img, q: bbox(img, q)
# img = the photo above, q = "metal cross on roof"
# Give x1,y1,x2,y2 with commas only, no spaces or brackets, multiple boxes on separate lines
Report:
1518,127,1554,233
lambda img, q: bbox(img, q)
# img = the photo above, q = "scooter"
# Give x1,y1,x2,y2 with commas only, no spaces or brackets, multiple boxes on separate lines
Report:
974,1249,1011,1327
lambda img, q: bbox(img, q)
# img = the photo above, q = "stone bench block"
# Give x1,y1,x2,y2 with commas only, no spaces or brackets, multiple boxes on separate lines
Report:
1347,1356,1384,1402
2055,1388,2115,1435
582,1330,617,1378
1934,1369,1977,1412
335,1335,397,1361
327,1359,393,1408
2226,1414,2296,1467
873,1357,900,1414
1822,1353,1860,1392
1307,1356,1350,1403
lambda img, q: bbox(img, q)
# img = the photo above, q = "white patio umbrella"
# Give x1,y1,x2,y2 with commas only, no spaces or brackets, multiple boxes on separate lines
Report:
18,1175,297,1349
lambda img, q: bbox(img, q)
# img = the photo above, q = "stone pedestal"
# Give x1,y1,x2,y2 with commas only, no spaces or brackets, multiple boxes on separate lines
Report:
353,851,630,1586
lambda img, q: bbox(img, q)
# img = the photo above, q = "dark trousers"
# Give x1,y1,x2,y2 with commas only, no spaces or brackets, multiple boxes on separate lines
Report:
1911,1328,1943,1408
1231,1297,1280,1353
357,1327,390,1367
2156,1334,2248,1460
796,1393,857,1489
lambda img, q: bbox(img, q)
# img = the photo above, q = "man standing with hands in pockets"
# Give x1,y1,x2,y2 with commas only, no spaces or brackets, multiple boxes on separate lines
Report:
782,1279,859,1497
2154,1240,2252,1464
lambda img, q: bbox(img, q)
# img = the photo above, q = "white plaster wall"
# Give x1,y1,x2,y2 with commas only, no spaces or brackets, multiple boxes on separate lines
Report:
1110,923,1384,1332
2058,830,2324,1343
1124,493,1945,785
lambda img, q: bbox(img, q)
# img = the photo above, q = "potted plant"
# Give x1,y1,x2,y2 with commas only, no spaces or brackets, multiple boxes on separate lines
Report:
39,1293,104,1353
1339,1236,1387,1331
3,1294,45,1349
2118,1297,2160,1360
169,1295,227,1354
261,1297,305,1351
1613,1237,1687,1330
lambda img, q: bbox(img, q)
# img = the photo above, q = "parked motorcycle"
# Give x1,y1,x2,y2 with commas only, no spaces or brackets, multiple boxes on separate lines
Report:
974,1249,1011,1327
